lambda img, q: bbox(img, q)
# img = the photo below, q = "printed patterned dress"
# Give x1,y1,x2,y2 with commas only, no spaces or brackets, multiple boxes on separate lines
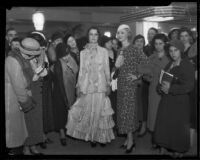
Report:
117,44,148,134
66,43,115,143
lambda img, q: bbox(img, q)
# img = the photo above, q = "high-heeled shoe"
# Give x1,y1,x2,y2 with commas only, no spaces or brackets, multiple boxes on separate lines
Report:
39,142,47,149
151,144,160,150
45,138,53,144
125,142,136,153
100,143,106,147
90,142,97,147
119,144,127,149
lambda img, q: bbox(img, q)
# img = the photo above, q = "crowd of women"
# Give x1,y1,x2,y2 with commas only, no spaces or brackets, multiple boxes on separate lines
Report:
5,23,197,157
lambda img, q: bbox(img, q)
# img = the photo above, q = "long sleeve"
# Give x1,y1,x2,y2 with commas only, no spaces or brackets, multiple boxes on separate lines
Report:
104,50,111,85
76,51,83,88
169,60,195,95
5,57,35,112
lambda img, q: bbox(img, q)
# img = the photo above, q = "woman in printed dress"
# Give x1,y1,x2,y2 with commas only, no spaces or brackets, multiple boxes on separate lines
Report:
66,26,115,147
115,24,148,153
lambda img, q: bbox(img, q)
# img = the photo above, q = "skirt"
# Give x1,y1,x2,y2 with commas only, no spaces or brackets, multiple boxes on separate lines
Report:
66,92,115,144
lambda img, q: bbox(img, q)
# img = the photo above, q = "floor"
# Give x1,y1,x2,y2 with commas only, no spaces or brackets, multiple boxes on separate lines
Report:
37,130,198,157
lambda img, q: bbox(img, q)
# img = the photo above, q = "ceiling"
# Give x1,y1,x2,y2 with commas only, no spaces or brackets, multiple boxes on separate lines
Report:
39,2,197,14
6,3,197,26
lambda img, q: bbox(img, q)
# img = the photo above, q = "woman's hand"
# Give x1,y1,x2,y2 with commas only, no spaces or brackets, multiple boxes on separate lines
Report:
161,81,170,94
127,73,138,82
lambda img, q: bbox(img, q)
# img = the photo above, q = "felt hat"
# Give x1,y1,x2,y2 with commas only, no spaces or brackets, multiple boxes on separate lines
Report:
169,40,184,53
101,35,112,47
19,37,41,56
51,31,64,42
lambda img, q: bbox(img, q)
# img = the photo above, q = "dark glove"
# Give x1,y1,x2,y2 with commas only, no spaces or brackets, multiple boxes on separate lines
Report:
113,68,119,80
19,97,36,113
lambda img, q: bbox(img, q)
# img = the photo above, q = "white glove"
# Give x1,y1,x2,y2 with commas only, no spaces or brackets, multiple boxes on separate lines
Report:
111,78,117,91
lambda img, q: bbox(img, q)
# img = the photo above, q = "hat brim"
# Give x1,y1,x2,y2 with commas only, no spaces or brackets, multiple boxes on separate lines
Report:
19,45,41,56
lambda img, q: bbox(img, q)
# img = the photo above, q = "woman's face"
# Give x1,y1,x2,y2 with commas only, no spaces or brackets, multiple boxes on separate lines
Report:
88,29,99,44
147,29,157,43
67,36,77,49
11,41,20,50
116,29,128,42
169,46,181,61
21,53,36,60
105,40,112,50
112,39,118,50
6,30,17,43
180,31,191,45
171,30,179,40
154,39,165,52
134,38,145,50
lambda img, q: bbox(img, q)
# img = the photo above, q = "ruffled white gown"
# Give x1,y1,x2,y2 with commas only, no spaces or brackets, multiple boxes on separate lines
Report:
66,43,115,143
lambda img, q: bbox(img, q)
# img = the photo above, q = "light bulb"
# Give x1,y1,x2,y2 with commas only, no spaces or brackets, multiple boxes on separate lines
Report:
32,11,45,31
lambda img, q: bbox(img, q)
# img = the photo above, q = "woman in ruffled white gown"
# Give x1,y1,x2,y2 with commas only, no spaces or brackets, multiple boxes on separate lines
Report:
66,27,115,146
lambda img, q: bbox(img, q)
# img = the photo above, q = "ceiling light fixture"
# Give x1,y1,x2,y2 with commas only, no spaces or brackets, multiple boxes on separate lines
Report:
32,11,45,31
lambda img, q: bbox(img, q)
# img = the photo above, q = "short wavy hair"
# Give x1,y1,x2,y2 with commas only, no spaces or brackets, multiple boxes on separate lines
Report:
152,33,169,51
133,34,145,46
178,27,194,44
86,26,101,44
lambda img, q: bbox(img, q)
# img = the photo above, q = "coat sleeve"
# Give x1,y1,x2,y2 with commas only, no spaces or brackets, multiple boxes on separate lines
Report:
169,60,195,95
5,57,35,112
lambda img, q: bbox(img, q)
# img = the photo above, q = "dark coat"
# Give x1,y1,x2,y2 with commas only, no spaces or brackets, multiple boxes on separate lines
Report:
52,60,69,131
154,58,195,153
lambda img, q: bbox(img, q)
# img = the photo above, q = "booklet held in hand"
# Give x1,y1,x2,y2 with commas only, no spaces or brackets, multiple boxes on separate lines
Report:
159,70,174,84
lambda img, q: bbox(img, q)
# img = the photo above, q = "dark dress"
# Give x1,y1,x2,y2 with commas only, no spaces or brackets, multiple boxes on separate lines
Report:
42,70,55,133
109,49,117,126
154,58,195,153
117,45,148,134
52,60,69,132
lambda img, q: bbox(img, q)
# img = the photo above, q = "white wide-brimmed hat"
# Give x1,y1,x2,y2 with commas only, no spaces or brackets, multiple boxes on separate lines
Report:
19,37,41,56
